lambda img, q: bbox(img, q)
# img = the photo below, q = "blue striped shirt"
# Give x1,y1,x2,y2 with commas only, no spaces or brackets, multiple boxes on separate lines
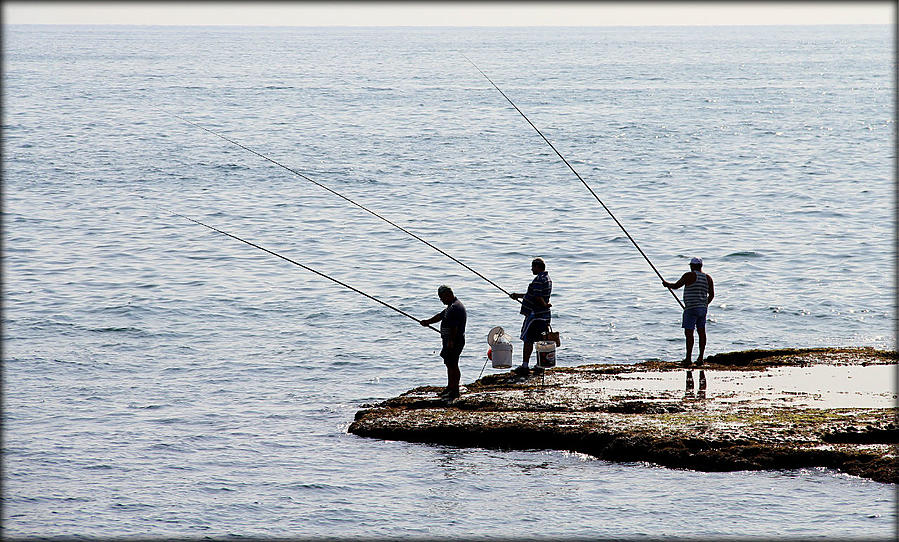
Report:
520,271,552,318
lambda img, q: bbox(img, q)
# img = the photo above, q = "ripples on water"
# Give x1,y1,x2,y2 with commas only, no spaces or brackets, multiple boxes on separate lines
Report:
3,25,895,538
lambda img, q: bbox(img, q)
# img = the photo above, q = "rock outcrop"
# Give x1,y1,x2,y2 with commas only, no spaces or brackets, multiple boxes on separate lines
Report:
349,347,898,483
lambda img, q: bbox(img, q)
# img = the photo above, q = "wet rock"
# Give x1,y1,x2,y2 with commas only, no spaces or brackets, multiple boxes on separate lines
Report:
703,346,896,368
607,400,686,414
349,347,898,484
822,427,899,444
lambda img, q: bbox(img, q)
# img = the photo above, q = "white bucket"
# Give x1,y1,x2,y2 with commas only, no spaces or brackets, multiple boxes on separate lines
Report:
486,326,509,347
486,325,514,369
535,340,556,368
491,341,513,368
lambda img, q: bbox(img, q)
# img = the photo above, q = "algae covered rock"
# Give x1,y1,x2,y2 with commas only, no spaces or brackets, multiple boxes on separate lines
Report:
349,347,897,483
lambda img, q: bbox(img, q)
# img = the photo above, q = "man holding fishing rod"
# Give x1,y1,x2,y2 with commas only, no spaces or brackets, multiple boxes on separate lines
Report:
509,257,552,376
420,285,466,400
662,257,715,367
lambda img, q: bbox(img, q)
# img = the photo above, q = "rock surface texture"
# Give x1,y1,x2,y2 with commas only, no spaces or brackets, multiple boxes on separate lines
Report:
349,348,898,483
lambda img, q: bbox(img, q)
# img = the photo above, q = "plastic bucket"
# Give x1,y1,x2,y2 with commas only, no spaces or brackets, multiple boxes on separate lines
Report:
535,340,556,368
491,341,513,368
487,326,510,347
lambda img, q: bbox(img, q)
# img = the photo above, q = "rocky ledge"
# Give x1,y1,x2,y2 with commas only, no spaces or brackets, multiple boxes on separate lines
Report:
349,347,898,483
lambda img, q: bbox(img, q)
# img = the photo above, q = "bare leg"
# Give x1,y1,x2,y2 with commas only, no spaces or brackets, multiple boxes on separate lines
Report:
446,364,460,394
684,328,694,365
522,341,534,366
697,327,707,364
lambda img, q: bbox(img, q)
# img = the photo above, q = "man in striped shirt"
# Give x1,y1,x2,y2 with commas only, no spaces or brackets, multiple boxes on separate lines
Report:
662,257,715,367
509,257,552,376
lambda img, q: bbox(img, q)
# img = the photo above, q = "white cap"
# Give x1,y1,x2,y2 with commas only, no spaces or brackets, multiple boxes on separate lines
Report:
690,257,703,266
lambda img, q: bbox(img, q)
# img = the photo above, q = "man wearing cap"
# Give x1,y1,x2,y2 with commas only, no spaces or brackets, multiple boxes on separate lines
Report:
509,257,552,376
420,285,466,400
662,257,714,367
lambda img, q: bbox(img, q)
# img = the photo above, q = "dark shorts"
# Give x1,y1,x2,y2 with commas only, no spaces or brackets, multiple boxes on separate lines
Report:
682,306,708,330
440,340,464,366
522,318,549,343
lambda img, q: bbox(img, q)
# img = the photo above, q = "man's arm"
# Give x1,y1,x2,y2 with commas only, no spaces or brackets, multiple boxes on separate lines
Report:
420,311,444,327
511,292,551,308
662,271,694,290
706,275,714,305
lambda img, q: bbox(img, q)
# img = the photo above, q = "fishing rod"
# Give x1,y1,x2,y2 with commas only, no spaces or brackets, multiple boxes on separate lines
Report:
463,55,685,310
156,203,440,333
155,106,519,303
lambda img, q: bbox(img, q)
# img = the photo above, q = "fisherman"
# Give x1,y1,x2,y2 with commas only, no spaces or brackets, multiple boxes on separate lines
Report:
662,257,715,367
420,285,466,400
509,257,552,376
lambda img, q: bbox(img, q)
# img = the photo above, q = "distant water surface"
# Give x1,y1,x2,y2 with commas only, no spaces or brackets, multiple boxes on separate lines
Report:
3,24,895,538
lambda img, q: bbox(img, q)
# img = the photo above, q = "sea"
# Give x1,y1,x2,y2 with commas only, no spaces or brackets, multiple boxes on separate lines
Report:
3,24,895,539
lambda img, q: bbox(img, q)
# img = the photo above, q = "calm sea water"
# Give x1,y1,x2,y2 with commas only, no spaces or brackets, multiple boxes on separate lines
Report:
3,24,895,538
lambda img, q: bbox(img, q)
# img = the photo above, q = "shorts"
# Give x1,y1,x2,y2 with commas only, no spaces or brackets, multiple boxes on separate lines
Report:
520,316,549,343
440,340,464,366
682,306,708,330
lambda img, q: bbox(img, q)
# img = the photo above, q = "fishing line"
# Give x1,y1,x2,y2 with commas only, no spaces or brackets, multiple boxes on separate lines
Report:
477,357,490,381
463,55,685,310
154,106,519,303
154,202,440,333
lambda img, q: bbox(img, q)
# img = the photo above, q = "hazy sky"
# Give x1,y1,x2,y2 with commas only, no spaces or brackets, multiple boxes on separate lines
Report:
3,2,894,27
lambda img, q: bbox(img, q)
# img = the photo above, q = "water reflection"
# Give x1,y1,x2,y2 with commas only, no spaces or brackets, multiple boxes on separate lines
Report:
685,370,708,400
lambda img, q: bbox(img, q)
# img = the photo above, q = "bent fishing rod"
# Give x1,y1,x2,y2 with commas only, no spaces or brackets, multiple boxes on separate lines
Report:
157,204,440,333
155,106,519,303
464,55,685,310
